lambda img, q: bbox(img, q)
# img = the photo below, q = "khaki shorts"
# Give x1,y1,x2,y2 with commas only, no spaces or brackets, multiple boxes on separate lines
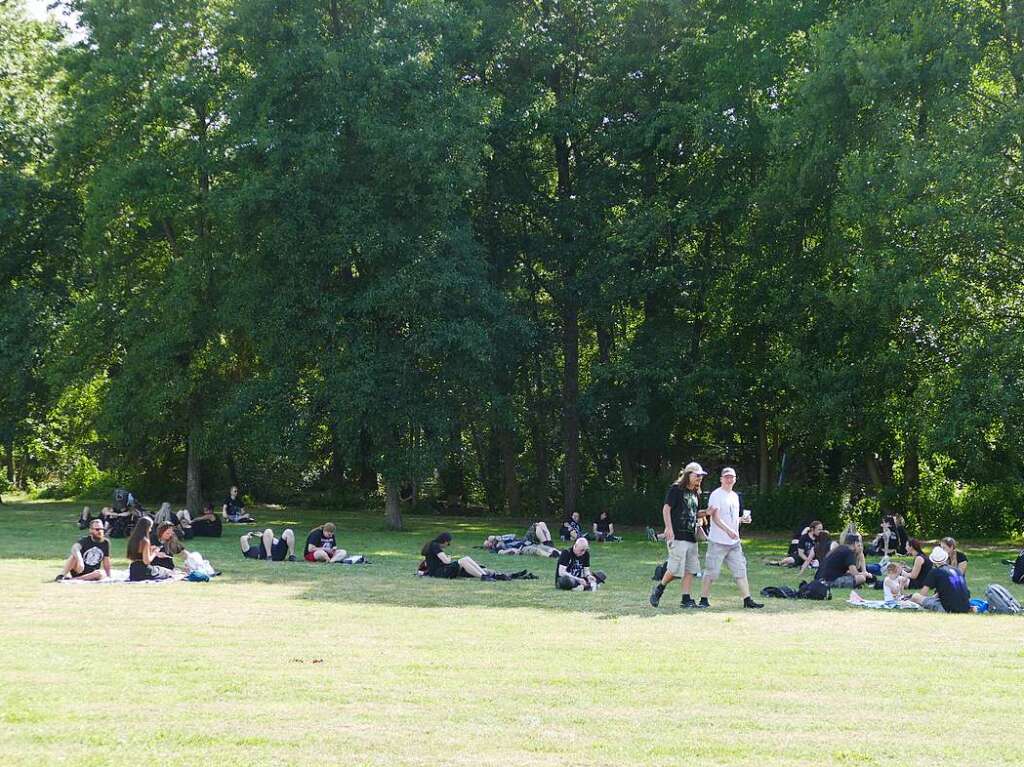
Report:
666,539,700,577
704,541,748,580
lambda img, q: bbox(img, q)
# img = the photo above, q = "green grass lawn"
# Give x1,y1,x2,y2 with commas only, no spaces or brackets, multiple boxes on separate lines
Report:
2,499,1023,767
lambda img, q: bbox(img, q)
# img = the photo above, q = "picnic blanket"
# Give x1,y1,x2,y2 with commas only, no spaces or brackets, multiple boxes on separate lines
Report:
847,591,920,609
59,568,187,584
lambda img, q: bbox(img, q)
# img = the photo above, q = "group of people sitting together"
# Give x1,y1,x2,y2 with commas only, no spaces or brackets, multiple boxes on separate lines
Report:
558,510,621,543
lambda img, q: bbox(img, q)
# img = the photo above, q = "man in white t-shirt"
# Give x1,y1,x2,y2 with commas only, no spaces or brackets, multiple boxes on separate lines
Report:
698,467,763,609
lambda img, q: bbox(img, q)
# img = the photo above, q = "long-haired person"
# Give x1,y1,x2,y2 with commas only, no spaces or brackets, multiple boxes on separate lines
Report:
126,517,174,581
421,533,490,579
305,522,347,563
650,462,711,608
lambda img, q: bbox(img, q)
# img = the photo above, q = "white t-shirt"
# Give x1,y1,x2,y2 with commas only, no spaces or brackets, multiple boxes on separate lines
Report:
883,576,902,601
707,486,740,546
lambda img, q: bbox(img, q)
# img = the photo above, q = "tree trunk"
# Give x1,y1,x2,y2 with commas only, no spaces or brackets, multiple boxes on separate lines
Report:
561,304,580,518
226,452,240,489
497,427,521,516
903,429,920,493
865,454,885,490
621,449,636,492
758,415,771,495
4,437,14,488
384,482,402,530
186,426,202,514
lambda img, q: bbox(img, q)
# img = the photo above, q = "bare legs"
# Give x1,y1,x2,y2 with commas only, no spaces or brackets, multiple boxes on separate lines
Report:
457,556,487,578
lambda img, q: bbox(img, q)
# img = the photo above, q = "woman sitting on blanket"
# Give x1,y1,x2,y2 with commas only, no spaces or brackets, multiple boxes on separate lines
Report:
126,517,174,582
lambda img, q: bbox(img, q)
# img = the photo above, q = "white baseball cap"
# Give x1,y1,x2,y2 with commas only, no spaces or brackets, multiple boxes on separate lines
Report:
682,462,707,476
721,467,737,477
928,547,949,565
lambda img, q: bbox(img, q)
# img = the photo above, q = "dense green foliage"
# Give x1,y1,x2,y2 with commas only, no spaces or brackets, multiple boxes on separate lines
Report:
3,0,1024,533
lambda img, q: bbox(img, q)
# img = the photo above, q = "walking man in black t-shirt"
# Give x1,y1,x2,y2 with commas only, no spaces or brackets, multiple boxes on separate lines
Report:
650,462,712,608
56,519,112,581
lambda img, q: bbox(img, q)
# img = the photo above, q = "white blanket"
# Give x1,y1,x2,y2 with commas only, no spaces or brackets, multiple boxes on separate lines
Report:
59,568,186,584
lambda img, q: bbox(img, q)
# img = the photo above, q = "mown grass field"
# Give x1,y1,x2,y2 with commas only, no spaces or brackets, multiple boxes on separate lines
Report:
2,498,1023,767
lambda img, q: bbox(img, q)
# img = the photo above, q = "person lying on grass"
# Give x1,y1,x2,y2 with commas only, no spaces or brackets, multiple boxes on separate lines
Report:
483,531,559,558
421,532,493,579
816,533,873,589
240,528,296,562
56,519,112,581
909,547,972,613
556,537,605,591
305,522,348,563
126,517,175,582
77,505,116,531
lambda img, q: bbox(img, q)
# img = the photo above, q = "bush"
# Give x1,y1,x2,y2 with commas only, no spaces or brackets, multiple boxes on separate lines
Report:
745,486,845,532
909,481,1024,539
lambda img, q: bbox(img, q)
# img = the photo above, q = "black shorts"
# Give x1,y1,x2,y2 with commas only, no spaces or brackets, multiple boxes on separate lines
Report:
243,539,288,561
129,560,157,581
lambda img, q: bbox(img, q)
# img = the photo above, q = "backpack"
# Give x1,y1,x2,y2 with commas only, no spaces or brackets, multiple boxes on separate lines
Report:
985,584,1022,615
652,561,668,581
1011,552,1024,585
797,579,832,600
761,586,798,599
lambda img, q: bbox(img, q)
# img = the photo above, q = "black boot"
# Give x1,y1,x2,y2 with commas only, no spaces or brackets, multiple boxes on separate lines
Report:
680,594,697,608
649,582,665,607
743,596,764,609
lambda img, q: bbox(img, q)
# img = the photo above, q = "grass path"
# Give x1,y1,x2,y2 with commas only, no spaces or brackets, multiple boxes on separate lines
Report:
2,500,1023,766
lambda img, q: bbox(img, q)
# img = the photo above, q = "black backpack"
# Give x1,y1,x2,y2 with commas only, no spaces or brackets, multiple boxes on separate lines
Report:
797,579,832,600
112,488,131,512
652,561,668,581
760,586,798,599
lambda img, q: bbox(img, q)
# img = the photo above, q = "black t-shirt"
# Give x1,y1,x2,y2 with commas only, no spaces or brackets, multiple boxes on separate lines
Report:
79,537,109,573
306,529,335,552
797,532,816,559
562,519,583,538
595,517,612,534
923,565,971,613
224,496,245,517
909,555,932,587
664,484,699,543
555,548,590,585
817,545,857,582
425,541,448,577
954,551,967,566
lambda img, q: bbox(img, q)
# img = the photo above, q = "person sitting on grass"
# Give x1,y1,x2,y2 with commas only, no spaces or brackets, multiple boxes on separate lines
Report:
421,532,492,579
222,486,255,523
556,537,604,591
909,547,972,613
305,522,348,563
56,519,112,581
151,522,190,571
592,511,621,542
126,517,175,581
77,505,115,531
815,533,872,589
903,539,933,589
940,537,968,576
559,511,585,542
769,520,822,573
883,561,909,601
867,518,900,556
180,503,223,537
240,528,296,562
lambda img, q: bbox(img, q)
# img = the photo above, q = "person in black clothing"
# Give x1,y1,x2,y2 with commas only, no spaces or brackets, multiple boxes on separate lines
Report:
591,511,621,542
940,537,968,576
184,503,223,537
150,522,182,571
770,520,822,573
222,486,255,523
911,547,971,613
126,517,174,581
650,462,711,608
556,537,603,590
816,534,872,588
421,533,489,579
305,523,347,563
240,528,296,561
902,539,932,589
560,511,585,542
56,519,111,581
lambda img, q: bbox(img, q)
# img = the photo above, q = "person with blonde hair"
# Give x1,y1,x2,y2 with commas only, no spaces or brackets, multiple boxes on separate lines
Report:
940,537,968,576
304,522,348,563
